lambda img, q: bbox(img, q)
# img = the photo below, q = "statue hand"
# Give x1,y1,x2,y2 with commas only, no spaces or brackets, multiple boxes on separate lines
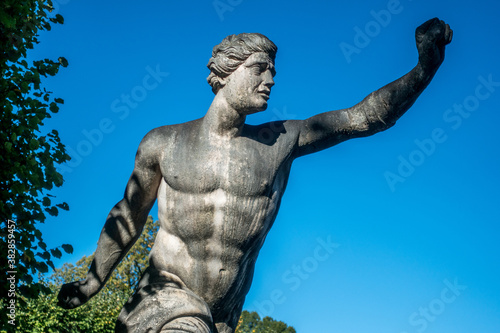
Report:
415,18,453,72
57,279,95,309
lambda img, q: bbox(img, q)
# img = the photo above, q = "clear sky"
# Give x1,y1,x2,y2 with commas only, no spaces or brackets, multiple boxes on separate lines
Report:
30,0,500,332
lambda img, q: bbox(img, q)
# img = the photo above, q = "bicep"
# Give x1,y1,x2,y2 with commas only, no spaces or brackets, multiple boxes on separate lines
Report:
122,133,162,222
294,108,354,157
294,93,394,157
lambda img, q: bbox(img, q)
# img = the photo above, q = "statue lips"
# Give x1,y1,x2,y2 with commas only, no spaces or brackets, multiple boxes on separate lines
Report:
258,90,271,101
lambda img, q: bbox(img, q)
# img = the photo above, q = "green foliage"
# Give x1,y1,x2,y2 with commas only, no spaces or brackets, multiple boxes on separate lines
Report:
15,216,159,332
236,310,296,333
0,0,71,318
11,284,124,333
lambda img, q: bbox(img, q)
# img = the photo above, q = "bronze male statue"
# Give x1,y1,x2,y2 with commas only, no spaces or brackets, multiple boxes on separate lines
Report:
58,18,452,333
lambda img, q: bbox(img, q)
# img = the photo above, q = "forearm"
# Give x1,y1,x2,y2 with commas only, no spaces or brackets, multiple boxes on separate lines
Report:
84,199,147,295
347,62,438,137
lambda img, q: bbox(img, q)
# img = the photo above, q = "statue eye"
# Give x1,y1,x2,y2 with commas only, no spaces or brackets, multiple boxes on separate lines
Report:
252,63,267,74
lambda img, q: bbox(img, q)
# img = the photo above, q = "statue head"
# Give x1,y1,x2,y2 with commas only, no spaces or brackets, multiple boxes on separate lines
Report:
207,33,277,94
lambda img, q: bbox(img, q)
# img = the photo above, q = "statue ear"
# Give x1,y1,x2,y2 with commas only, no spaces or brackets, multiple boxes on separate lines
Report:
218,77,227,87
214,77,227,94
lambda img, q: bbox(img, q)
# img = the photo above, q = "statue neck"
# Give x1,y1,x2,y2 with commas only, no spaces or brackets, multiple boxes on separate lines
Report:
203,93,246,138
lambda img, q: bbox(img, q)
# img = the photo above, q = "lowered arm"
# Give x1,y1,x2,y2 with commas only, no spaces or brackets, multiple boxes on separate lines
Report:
58,131,162,309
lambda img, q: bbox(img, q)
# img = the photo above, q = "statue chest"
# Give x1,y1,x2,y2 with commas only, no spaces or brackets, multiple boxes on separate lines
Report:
160,137,289,197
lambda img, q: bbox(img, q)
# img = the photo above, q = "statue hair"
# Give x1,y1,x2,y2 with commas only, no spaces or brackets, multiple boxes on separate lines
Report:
207,33,277,94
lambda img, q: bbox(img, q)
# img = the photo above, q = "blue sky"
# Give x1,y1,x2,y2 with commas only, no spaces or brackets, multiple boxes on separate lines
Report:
29,0,500,332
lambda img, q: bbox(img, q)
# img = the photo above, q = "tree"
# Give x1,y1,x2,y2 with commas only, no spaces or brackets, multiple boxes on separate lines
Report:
0,0,71,316
15,216,158,333
236,310,296,333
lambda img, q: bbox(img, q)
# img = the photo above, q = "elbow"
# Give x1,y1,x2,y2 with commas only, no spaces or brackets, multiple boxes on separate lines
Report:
352,120,394,138
347,108,394,138
366,92,398,133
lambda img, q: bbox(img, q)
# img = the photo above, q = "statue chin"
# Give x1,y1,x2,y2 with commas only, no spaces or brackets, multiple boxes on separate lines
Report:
243,102,268,115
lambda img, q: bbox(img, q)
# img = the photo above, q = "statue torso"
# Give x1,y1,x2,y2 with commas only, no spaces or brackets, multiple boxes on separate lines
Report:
148,119,298,317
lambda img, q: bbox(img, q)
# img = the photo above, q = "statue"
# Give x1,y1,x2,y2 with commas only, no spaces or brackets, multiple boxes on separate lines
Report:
58,18,452,333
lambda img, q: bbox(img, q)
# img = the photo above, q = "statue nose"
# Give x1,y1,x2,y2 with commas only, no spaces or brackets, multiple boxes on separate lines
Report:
264,72,274,88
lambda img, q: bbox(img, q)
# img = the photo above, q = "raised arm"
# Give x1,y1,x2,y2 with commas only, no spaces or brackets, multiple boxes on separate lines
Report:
58,131,162,309
294,18,453,158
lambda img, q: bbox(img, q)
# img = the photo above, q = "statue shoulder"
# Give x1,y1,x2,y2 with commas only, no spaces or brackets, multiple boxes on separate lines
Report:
137,119,201,158
140,126,169,149
244,119,301,144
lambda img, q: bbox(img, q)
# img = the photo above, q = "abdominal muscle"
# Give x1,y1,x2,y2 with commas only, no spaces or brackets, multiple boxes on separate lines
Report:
148,178,281,311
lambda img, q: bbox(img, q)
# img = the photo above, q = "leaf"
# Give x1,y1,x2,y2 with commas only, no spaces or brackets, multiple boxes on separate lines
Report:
38,241,47,250
47,63,58,76
42,196,51,206
37,251,51,260
21,81,29,92
37,262,49,273
43,21,52,31
45,206,58,216
54,97,64,104
58,56,68,67
47,260,55,270
56,202,69,211
35,229,43,239
54,173,64,187
28,138,40,149
56,14,64,24
62,244,73,254
49,102,59,113
50,248,62,259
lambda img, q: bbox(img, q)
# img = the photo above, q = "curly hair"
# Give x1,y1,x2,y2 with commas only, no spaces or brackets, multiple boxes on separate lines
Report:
207,33,277,94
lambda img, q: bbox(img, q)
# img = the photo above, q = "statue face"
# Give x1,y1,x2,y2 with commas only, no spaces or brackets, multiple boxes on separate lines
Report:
221,52,276,114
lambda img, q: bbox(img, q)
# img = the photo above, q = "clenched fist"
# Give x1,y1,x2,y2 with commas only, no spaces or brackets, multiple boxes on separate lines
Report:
416,18,453,72
57,279,95,309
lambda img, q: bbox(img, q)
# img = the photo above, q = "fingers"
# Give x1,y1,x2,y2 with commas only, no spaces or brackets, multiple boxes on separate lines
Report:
57,285,74,308
435,20,453,46
57,282,87,309
416,18,453,45
57,297,72,309
57,294,74,309
58,294,81,309
444,23,453,44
